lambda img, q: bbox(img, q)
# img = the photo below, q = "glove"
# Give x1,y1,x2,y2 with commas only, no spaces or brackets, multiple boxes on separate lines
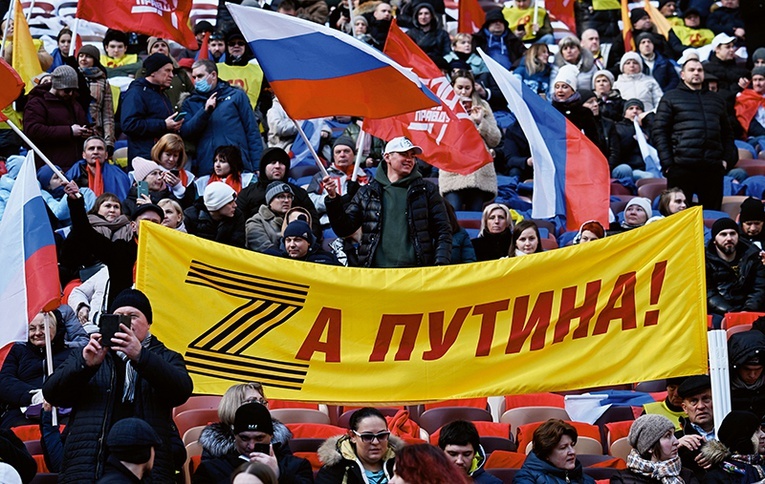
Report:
30,389,44,406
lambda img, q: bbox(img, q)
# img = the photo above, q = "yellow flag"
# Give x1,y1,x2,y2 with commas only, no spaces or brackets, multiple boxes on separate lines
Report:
137,208,708,403
11,0,42,92
593,0,621,10
644,0,672,39
217,63,264,109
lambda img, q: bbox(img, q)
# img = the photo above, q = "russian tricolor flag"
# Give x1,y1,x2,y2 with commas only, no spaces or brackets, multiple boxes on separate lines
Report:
0,151,60,347
478,50,609,232
227,3,440,119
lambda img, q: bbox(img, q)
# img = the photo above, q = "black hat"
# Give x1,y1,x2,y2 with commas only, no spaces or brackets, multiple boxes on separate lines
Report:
630,8,649,25
284,220,314,244
132,203,165,223
484,9,509,29
711,217,739,239
578,89,596,102
740,197,765,223
624,98,645,114
683,7,701,18
332,135,356,154
635,32,654,46
194,20,214,35
226,29,246,44
103,29,128,49
109,289,153,325
261,147,291,168
107,418,161,464
658,0,675,9
233,402,274,435
718,411,760,454
677,375,711,399
143,53,173,76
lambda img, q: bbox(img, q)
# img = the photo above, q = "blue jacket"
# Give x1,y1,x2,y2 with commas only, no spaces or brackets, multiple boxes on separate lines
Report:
643,53,679,93
65,159,131,201
181,80,263,175
120,78,175,164
514,451,595,484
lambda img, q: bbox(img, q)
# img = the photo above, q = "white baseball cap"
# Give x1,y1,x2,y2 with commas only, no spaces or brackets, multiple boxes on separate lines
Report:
711,32,736,50
384,137,422,155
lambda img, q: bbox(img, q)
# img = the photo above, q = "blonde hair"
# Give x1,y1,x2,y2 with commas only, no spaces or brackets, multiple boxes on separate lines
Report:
218,382,267,426
480,203,513,236
151,133,188,170
157,198,183,227
452,33,472,48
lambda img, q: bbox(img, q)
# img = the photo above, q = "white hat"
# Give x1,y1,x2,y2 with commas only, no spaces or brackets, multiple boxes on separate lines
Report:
203,181,236,212
384,137,422,155
553,64,580,91
132,157,165,182
677,48,700,65
619,51,644,72
625,197,652,217
0,463,21,484
711,32,736,50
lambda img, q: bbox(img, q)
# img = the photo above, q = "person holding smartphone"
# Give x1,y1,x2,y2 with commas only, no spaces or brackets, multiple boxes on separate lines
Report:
193,402,313,484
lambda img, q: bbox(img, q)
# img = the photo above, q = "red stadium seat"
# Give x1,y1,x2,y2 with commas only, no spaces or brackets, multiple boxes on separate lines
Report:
722,312,765,329
516,421,600,455
172,394,222,418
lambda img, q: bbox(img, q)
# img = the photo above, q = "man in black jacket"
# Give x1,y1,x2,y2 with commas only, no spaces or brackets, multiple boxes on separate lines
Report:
324,137,452,268
675,375,715,481
705,218,765,324
652,59,737,210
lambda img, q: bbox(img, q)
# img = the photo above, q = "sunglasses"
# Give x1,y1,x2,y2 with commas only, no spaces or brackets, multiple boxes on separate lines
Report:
242,396,267,406
352,430,390,443
229,41,246,47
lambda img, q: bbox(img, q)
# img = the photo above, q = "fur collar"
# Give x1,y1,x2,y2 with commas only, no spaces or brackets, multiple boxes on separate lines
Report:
317,434,404,467
198,419,293,458
701,439,730,467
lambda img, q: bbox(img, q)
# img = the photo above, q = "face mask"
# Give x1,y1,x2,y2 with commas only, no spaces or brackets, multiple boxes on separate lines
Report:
196,76,212,93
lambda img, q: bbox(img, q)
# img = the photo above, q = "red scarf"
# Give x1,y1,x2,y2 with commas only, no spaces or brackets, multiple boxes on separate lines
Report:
209,173,242,193
735,89,765,132
87,159,104,197
179,169,189,187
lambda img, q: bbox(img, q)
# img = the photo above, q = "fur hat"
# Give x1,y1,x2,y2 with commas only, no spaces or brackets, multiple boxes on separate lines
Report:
143,53,173,76
592,69,615,89
109,289,153,324
711,217,739,239
51,65,78,90
625,197,652,217
740,197,765,223
553,64,580,91
629,415,676,455
233,402,274,435
203,182,236,212
265,181,293,205
107,418,161,464
132,157,163,182
620,51,644,72
718,411,760,455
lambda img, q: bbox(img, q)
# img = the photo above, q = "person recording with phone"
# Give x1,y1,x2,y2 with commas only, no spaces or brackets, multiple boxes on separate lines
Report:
43,289,193,483
121,156,195,217
193,402,313,484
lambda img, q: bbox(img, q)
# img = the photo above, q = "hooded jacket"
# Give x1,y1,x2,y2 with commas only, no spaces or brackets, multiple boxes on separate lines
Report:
705,238,765,315
728,330,765,417
473,10,527,69
513,450,595,484
316,434,403,484
405,3,451,58
120,77,176,163
699,439,765,484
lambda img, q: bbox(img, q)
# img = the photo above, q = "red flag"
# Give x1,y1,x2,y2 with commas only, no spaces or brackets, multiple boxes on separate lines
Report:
76,0,197,49
198,31,210,60
0,59,24,111
546,0,576,33
621,0,635,51
458,0,485,34
364,21,493,176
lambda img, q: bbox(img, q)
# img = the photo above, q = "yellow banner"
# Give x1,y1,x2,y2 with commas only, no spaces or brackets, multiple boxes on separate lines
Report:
136,207,708,403
217,63,264,109
11,0,42,92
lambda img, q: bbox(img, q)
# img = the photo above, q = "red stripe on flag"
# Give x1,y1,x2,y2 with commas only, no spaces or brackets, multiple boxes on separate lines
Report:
458,0,485,34
25,245,61,322
563,124,610,231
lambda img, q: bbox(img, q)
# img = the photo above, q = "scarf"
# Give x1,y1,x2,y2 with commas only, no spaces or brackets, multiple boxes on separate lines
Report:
179,169,189,187
117,332,152,403
88,214,133,242
209,173,242,193
551,91,582,105
87,159,104,197
626,449,684,484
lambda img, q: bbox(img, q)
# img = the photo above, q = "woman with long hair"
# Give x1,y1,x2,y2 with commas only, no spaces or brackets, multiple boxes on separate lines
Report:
390,444,471,484
195,145,255,196
513,43,552,96
510,219,544,256
471,203,515,261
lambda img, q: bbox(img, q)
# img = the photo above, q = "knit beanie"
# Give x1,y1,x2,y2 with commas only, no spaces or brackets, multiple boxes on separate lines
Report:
132,157,163,182
740,197,765,223
484,9,509,29
261,147,291,168
36,164,62,189
711,217,739,239
635,32,654,47
592,69,615,89
753,66,765,79
51,65,78,90
143,53,173,76
628,414,676,455
718,411,760,455
332,135,356,154
107,418,161,464
77,44,100,61
284,220,314,244
233,402,274,435
623,98,645,114
203,181,236,212
625,197,652,217
620,51,644,72
630,8,649,25
146,37,168,54
108,289,153,324
553,64,579,91
265,181,293,205
194,20,214,35
754,48,765,64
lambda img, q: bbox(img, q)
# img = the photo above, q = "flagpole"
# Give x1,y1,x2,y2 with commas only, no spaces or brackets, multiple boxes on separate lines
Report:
68,17,79,57
533,0,539,28
0,0,15,58
351,127,367,182
4,119,72,184
291,119,329,178
25,0,33,22
42,312,58,426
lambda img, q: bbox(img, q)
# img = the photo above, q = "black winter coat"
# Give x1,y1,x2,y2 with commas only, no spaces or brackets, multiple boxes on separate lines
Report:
96,455,142,483
706,7,744,37
405,4,451,58
192,445,313,484
500,121,533,179
42,337,193,483
652,83,737,173
183,198,246,248
552,99,605,153
574,0,621,43
594,115,621,168
728,330,765,418
121,184,195,218
675,417,708,482
706,238,765,315
325,173,452,267
472,229,512,261
611,467,699,484
615,119,646,171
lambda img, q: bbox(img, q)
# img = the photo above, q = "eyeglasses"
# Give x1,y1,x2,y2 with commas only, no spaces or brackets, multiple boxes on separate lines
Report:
352,430,390,443
242,396,268,406
229,41,246,47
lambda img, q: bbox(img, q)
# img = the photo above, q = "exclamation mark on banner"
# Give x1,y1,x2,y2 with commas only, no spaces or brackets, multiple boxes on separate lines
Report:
643,260,667,326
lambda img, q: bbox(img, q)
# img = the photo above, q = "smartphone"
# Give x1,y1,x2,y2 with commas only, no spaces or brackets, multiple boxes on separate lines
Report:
99,314,131,347
252,443,270,455
170,169,180,176
137,180,149,198
173,111,187,122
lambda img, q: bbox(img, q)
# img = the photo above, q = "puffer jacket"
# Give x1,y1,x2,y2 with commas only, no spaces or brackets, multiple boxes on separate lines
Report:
120,77,175,163
183,198,246,248
405,3,451,58
615,119,646,171
513,450,595,484
315,434,402,484
613,73,663,112
42,336,193,483
180,80,263,175
699,439,765,484
728,330,765,418
574,0,621,44
325,165,452,267
550,48,599,93
705,238,765,315
198,420,293,459
652,83,737,173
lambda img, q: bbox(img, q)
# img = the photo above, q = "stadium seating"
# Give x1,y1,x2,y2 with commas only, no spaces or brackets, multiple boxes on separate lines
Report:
173,394,222,418
174,408,220,439
418,406,494,434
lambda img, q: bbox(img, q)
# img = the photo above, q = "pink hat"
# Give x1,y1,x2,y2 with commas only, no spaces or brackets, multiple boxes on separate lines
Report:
132,157,164,182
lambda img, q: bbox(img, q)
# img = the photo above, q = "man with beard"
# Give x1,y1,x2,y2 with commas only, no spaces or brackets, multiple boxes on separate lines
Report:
706,218,765,327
